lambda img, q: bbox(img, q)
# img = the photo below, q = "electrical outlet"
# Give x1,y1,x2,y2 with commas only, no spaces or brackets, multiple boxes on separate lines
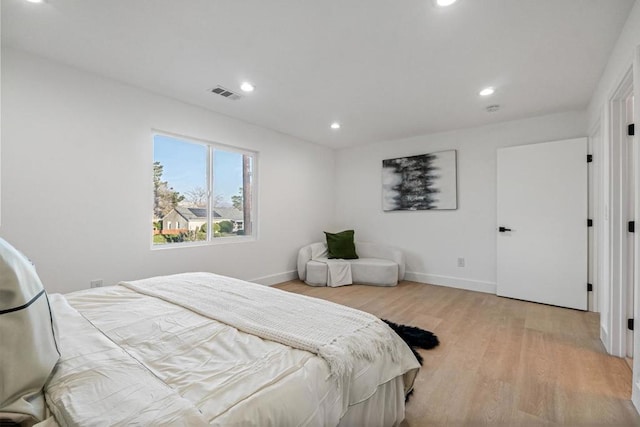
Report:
457,257,465,267
90,279,103,288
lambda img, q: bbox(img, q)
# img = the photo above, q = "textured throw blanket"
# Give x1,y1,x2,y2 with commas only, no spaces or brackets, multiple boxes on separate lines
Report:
325,259,352,287
120,272,401,377
308,244,353,286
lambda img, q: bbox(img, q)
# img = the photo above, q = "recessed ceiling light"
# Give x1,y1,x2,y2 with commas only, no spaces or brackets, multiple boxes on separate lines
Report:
479,87,495,97
25,0,45,3
330,122,341,130
435,0,457,7
240,82,255,92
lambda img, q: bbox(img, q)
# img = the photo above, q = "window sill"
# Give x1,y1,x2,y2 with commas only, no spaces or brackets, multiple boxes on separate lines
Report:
150,235,256,250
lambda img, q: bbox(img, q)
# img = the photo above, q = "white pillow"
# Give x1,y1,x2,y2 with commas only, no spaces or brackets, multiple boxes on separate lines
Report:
0,238,59,424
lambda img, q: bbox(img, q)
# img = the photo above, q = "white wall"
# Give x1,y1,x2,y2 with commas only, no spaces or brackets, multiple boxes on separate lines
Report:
588,1,640,126
334,111,586,293
0,49,335,293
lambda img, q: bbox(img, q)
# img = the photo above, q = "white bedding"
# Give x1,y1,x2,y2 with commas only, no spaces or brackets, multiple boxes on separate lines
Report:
120,272,403,378
44,275,420,426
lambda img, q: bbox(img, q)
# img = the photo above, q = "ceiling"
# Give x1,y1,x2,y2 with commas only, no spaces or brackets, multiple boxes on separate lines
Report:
2,0,635,148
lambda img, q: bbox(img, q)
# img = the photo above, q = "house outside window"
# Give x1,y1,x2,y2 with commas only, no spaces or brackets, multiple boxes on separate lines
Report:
152,133,256,247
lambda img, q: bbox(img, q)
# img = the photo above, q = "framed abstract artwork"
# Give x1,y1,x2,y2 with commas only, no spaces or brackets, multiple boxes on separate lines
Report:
382,150,457,211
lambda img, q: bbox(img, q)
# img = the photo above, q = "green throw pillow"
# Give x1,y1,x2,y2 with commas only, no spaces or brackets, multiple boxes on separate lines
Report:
324,230,359,259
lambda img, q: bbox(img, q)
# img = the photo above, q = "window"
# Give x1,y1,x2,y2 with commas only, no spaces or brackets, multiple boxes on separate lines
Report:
152,133,256,246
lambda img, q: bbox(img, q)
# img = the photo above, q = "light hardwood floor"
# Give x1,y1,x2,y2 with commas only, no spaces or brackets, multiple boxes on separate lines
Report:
275,280,640,426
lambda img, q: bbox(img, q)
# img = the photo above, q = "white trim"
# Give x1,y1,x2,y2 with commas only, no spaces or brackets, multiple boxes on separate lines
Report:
404,272,496,294
600,324,609,343
588,120,601,313
631,44,640,415
151,235,256,250
254,269,498,293
607,65,634,357
151,128,258,157
590,117,613,351
598,102,614,352
252,270,298,286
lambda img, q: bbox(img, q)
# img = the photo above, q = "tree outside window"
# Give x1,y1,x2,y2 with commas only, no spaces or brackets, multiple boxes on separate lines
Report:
152,134,256,246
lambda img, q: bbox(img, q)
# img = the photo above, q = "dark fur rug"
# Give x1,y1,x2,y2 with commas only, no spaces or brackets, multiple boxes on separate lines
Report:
382,319,439,402
382,319,439,365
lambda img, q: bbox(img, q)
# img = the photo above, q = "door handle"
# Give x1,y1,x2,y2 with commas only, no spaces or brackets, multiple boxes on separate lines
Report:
498,226,512,232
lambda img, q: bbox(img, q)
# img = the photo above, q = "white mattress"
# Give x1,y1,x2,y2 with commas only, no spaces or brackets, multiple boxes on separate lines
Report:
44,285,419,426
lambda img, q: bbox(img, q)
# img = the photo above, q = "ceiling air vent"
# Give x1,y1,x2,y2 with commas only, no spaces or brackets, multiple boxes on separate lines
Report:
209,86,241,100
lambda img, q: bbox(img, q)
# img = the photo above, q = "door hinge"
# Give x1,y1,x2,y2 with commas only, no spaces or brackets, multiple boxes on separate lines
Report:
629,123,635,136
587,154,593,163
587,283,593,292
628,318,634,331
629,221,635,233
587,219,593,227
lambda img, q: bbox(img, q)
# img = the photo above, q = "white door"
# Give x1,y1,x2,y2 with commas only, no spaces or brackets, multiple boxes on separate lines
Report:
497,138,588,310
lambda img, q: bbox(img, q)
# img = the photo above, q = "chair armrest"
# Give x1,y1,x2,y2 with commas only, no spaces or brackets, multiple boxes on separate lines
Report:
297,242,329,280
297,245,312,281
355,242,406,281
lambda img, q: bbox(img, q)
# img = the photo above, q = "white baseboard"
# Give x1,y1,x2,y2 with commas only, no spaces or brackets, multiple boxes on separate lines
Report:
254,270,497,293
633,380,640,416
600,325,611,354
404,272,496,294
251,270,298,286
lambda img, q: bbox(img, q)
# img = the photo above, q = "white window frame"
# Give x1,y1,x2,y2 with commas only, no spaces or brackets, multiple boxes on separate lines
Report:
151,130,258,250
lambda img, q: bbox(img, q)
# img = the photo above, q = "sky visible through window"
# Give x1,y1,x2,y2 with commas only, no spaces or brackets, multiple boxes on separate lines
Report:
154,134,243,205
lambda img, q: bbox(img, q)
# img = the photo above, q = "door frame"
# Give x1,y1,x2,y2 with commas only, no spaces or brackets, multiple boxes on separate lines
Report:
589,121,601,313
590,120,603,315
606,65,633,358
631,44,640,413
625,92,636,359
600,47,640,414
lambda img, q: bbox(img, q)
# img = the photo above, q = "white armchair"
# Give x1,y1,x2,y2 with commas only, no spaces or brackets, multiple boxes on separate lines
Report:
297,242,405,287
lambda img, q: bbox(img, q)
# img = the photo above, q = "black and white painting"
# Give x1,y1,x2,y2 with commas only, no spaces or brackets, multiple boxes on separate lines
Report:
382,150,457,211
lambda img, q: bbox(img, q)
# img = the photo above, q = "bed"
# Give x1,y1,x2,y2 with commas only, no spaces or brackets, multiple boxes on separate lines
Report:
0,239,420,427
